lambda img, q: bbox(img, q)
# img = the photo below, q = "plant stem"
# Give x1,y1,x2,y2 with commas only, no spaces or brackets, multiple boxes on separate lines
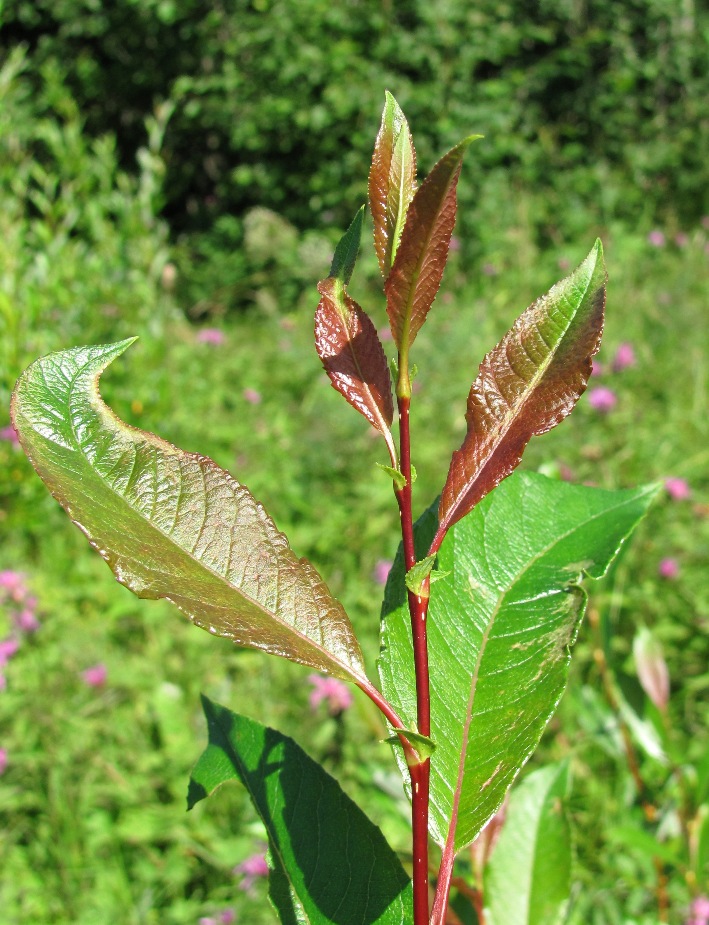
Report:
395,388,432,925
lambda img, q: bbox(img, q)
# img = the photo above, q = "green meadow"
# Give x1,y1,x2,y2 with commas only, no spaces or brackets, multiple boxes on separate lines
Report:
1,7,708,923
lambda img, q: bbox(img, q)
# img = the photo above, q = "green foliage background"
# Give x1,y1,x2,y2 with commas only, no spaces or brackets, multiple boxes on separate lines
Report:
0,3,708,924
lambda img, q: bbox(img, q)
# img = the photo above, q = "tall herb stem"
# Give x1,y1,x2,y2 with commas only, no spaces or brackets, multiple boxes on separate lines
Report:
396,388,432,925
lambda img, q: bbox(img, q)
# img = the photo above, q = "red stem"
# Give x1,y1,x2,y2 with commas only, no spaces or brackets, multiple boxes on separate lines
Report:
396,392,432,925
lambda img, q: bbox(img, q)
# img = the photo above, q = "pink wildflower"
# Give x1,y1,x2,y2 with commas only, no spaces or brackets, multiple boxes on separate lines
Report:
665,477,690,501
373,559,392,585
379,326,393,342
0,638,20,667
557,258,571,271
81,663,107,687
0,571,24,593
647,230,665,247
590,359,604,377
612,342,636,372
658,558,679,580
675,232,689,248
448,236,461,253
234,852,269,893
308,674,353,714
688,896,709,925
242,388,262,405
199,911,236,925
196,327,225,346
633,627,670,712
481,262,498,276
15,609,39,633
0,425,19,447
0,748,7,775
588,386,617,413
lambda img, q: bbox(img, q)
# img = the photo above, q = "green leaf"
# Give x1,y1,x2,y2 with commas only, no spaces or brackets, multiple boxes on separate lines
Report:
379,471,658,851
384,135,479,354
383,730,436,763
189,697,414,925
437,242,606,543
329,206,365,286
404,555,436,597
484,763,572,925
369,92,417,278
377,463,407,491
11,340,367,683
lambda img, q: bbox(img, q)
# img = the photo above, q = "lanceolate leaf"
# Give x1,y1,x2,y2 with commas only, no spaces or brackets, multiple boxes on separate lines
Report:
188,697,414,925
11,340,367,682
484,762,572,925
384,136,478,353
329,204,365,286
315,278,395,457
436,242,606,543
379,472,658,851
369,91,417,278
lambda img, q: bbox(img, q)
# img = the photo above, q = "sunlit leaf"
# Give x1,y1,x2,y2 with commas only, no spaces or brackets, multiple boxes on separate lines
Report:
329,204,365,286
484,763,572,925
437,242,606,542
188,697,414,925
369,91,417,278
315,278,395,455
11,340,367,682
384,136,478,353
379,472,658,850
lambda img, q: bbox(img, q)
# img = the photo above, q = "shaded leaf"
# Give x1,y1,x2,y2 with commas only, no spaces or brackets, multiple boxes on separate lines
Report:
437,242,606,542
188,697,414,925
384,136,478,353
329,205,365,286
11,340,367,682
315,278,395,454
379,472,658,850
369,91,417,278
383,729,436,762
484,763,572,925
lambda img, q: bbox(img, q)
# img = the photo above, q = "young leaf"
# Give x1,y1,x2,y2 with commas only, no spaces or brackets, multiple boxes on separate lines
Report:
404,555,436,597
369,91,417,278
315,278,395,459
188,697,414,925
329,204,365,286
484,763,572,925
436,242,606,542
11,340,368,683
384,135,479,354
379,472,658,851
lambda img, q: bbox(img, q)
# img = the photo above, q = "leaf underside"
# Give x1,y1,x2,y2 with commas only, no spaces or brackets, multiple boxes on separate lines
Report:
379,471,658,851
11,340,366,682
438,241,606,537
315,278,394,436
189,697,414,925
369,91,417,278
384,136,476,352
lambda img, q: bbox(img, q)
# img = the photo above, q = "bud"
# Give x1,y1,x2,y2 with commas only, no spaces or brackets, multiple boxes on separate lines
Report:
633,627,670,712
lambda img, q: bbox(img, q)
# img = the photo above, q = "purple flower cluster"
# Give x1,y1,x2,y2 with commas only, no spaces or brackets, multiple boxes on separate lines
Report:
233,851,269,894
307,674,353,715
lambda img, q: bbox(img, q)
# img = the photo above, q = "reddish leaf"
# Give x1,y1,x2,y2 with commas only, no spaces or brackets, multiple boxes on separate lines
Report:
315,277,395,460
384,136,478,353
369,91,417,278
435,241,606,546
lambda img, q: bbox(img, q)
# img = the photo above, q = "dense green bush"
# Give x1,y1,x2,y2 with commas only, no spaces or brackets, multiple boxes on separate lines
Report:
3,0,707,268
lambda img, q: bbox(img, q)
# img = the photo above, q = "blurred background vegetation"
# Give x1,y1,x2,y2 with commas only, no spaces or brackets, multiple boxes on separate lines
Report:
0,2,707,923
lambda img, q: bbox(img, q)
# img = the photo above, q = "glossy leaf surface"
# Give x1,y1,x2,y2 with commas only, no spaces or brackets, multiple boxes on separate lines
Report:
188,697,414,925
437,242,606,541
384,136,477,352
315,278,394,448
11,340,367,682
484,762,572,925
369,91,417,278
379,472,657,850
